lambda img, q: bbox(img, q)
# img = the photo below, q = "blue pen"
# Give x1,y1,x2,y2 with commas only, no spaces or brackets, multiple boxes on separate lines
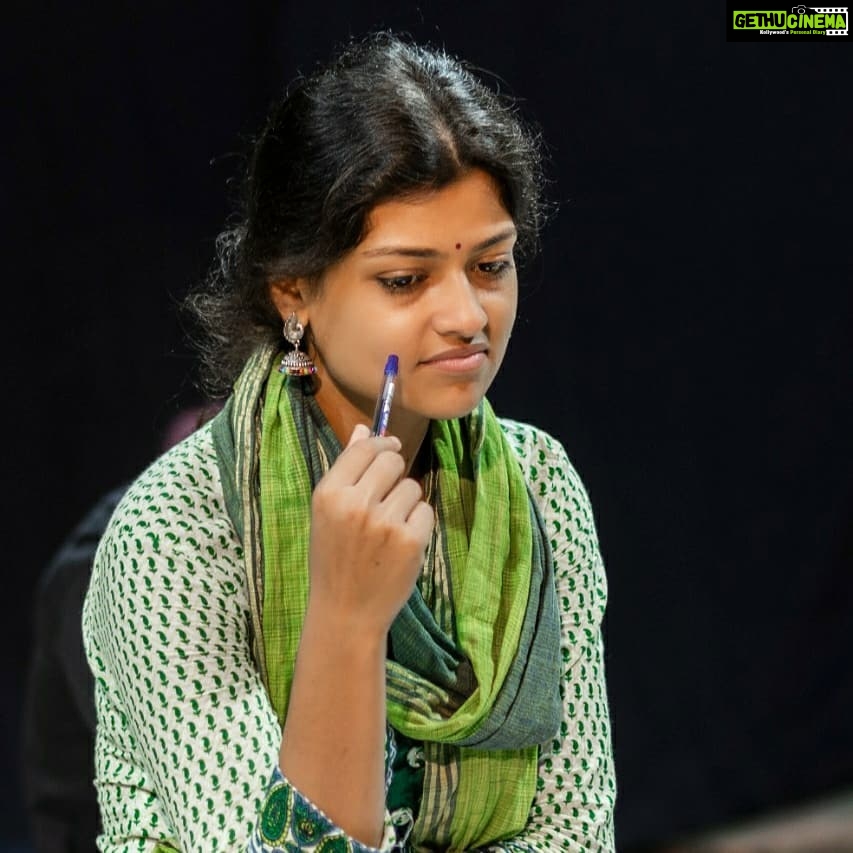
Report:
371,354,399,436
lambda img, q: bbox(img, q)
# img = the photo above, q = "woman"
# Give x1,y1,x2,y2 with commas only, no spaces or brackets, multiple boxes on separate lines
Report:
82,32,616,852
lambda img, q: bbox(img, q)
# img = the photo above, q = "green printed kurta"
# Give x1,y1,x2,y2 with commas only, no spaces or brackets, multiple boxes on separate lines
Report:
82,417,616,852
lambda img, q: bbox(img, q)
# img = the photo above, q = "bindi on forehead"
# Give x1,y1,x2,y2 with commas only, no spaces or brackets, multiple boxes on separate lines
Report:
455,242,462,250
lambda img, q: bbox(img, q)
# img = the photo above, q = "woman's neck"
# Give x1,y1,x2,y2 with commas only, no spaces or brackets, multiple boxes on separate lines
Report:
384,406,429,481
313,381,430,481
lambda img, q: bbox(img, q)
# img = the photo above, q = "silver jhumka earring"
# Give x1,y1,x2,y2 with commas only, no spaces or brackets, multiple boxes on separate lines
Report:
278,313,317,376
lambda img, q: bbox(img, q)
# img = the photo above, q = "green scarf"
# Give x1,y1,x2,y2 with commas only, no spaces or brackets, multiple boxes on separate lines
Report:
211,344,561,851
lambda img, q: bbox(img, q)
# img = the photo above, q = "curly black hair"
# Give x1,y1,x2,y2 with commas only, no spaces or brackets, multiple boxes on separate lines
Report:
183,31,548,398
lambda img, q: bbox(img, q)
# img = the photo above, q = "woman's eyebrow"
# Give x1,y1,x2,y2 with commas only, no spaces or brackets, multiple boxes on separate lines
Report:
361,226,517,258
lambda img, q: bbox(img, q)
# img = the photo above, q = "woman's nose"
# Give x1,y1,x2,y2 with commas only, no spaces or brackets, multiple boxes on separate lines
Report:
432,272,488,338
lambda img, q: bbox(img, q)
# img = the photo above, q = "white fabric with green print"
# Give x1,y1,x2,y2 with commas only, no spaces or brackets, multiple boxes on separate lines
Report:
83,417,616,852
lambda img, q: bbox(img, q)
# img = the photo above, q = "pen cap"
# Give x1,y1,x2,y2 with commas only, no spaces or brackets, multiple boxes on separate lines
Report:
384,354,399,375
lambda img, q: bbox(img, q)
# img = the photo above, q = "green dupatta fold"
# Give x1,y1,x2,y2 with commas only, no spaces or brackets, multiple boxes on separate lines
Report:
210,344,562,851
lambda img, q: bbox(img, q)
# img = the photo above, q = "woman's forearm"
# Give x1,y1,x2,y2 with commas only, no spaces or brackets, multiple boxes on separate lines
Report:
279,605,388,847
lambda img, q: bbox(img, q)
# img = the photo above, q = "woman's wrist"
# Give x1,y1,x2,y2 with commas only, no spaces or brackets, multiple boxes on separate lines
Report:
302,596,392,655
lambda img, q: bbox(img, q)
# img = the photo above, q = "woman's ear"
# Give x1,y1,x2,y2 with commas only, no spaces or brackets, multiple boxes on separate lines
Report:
269,277,311,323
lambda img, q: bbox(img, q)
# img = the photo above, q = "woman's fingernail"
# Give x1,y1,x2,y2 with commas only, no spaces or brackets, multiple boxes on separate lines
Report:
348,423,370,446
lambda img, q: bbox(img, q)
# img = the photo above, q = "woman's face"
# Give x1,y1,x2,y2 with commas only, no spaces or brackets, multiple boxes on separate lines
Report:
278,169,518,438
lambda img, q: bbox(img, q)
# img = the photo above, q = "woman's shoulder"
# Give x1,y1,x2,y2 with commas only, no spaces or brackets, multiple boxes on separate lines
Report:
497,417,604,574
120,420,217,498
97,422,229,554
497,416,595,506
498,416,570,470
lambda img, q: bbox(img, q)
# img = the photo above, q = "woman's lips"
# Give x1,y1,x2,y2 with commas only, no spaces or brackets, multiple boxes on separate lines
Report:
421,348,488,373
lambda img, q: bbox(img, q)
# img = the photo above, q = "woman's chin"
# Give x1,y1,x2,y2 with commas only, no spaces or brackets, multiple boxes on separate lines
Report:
411,392,489,423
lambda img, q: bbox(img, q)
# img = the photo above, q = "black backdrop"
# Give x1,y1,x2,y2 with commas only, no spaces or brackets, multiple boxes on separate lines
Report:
6,2,852,849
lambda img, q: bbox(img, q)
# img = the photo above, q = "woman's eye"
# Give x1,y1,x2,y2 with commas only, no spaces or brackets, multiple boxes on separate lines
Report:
377,274,423,292
476,259,513,278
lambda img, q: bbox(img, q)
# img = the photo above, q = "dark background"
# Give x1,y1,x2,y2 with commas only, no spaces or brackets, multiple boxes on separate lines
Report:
5,2,852,850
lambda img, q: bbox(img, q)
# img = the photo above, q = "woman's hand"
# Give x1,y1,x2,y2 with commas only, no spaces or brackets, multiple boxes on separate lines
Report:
306,423,434,637
281,422,432,843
